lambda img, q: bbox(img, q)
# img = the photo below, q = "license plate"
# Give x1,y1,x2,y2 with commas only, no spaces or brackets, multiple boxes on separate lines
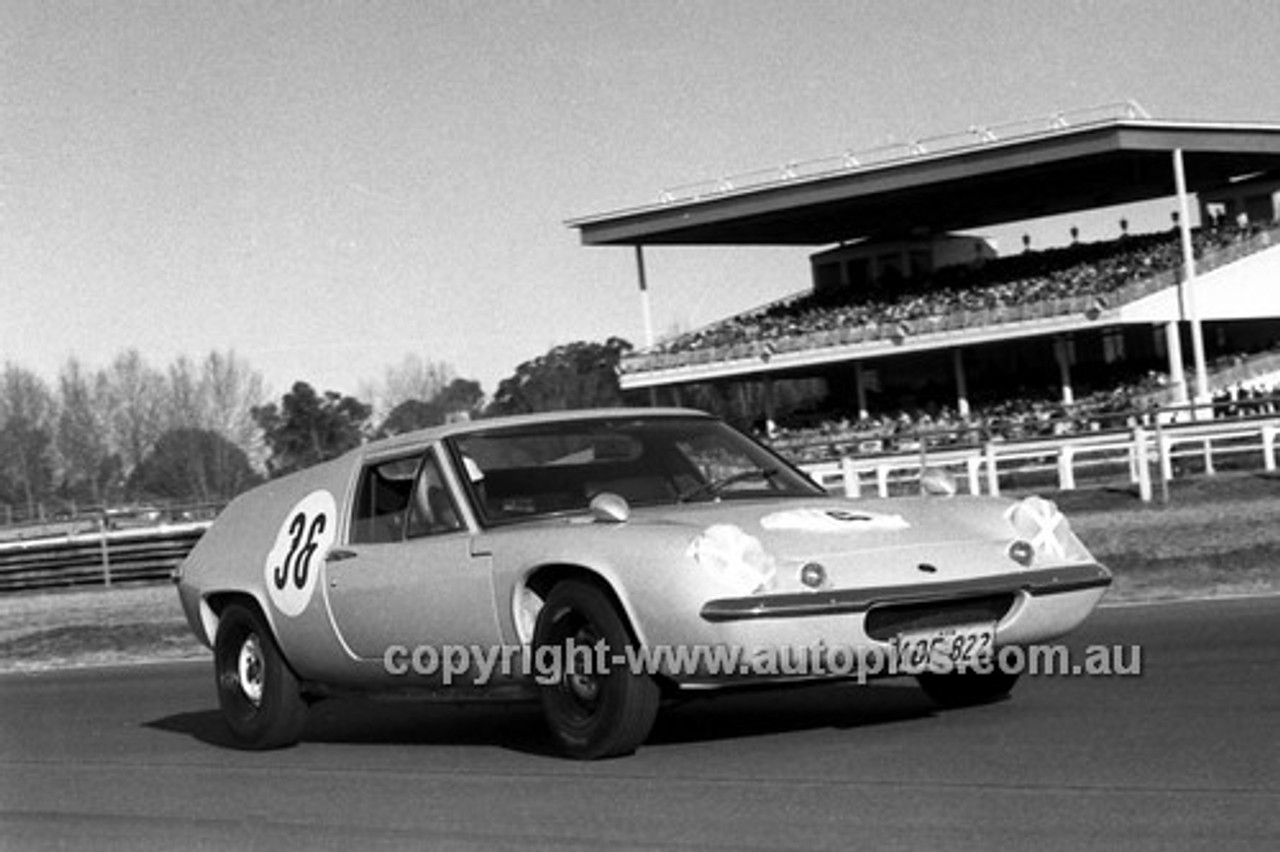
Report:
892,622,995,674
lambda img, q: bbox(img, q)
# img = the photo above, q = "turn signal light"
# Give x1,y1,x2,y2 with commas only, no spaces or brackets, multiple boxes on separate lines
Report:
1008,539,1035,568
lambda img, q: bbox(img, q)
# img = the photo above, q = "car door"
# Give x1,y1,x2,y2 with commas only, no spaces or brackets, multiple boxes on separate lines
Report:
322,448,502,670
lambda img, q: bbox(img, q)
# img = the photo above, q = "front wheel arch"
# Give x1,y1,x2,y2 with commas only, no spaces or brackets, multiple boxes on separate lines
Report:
518,564,645,647
532,578,661,759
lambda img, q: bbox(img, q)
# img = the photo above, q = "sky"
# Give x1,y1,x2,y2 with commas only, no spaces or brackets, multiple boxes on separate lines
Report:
3,0,1279,402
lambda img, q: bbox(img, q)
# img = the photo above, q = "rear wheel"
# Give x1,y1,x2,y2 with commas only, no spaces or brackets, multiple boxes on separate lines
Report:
533,580,660,759
214,603,307,749
916,669,1020,708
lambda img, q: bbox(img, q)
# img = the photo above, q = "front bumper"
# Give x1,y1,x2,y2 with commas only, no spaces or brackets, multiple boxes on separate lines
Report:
700,562,1111,622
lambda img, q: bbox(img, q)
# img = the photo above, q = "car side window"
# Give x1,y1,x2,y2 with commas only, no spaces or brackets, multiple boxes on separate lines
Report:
406,452,464,539
350,456,418,544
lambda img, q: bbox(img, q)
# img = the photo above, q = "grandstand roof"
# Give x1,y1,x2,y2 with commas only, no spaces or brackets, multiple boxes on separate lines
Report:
568,113,1280,247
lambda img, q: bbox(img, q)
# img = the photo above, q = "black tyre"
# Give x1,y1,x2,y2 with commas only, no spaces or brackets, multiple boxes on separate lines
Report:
214,603,308,749
916,669,1020,708
533,580,660,759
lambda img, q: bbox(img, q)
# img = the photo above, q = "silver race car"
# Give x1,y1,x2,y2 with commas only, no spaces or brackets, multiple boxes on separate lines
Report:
176,408,1110,758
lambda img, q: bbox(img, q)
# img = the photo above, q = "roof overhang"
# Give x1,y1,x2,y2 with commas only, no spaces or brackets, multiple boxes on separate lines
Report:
569,120,1280,247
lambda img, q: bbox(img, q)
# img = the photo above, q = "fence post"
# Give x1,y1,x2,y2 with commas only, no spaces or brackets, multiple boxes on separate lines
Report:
840,456,861,499
1263,424,1277,472
99,515,112,587
966,456,982,495
1133,426,1152,503
1158,431,1173,484
984,443,1000,497
875,465,890,498
1057,445,1076,491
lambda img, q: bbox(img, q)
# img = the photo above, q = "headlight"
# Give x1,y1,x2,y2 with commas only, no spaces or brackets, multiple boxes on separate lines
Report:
1005,496,1090,565
688,524,778,594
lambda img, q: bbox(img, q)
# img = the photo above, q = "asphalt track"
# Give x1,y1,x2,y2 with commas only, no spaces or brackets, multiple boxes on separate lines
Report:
1,597,1278,851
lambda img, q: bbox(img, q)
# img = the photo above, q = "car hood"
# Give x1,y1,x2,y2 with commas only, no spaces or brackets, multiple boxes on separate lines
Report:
613,494,1073,594
632,495,1014,550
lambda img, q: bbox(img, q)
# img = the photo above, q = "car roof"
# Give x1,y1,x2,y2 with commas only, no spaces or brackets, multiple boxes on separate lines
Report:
359,407,715,460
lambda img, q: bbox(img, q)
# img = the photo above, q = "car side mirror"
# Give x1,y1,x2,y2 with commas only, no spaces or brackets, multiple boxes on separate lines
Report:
589,492,631,523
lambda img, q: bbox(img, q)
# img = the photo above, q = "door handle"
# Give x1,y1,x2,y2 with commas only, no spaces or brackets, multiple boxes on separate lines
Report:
326,548,357,562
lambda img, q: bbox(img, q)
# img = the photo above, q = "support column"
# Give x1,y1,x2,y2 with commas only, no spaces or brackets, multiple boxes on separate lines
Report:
1165,321,1188,405
634,245,655,348
1173,149,1209,412
1054,336,1075,405
952,348,970,419
853,362,869,421
634,245,658,407
762,375,777,437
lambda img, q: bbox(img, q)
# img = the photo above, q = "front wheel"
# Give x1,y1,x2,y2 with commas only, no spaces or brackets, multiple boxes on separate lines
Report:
214,603,308,749
916,669,1020,708
532,580,660,759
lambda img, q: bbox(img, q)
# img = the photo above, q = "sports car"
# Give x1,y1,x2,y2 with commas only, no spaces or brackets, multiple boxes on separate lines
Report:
175,408,1111,759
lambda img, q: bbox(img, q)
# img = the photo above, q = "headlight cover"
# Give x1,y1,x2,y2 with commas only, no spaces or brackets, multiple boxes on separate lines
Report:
688,524,778,594
1005,496,1090,565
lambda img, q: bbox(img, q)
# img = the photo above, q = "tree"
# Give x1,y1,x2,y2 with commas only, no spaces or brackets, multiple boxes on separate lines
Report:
377,377,486,437
165,355,204,430
54,358,115,505
127,428,261,503
252,382,372,477
488,338,632,416
200,350,267,470
103,349,166,480
377,355,456,412
0,364,57,517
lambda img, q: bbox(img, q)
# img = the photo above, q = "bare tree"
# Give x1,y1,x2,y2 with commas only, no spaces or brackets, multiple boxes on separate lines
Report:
200,350,268,474
166,355,205,431
55,358,113,505
0,363,57,517
103,349,166,483
376,354,456,418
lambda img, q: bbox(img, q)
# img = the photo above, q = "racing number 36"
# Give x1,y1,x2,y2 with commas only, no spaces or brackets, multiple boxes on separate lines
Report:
271,511,327,591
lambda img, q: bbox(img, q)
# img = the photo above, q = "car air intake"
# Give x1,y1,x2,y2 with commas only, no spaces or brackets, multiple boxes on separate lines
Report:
864,594,1017,641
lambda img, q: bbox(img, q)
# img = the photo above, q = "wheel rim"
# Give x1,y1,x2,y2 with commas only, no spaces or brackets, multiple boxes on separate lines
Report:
548,617,604,720
237,633,265,706
564,626,602,708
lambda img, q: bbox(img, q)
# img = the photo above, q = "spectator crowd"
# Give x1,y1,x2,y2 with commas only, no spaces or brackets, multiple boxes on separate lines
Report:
642,219,1274,363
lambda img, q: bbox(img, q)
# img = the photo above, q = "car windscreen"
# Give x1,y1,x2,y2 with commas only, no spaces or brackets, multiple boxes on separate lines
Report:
447,416,823,525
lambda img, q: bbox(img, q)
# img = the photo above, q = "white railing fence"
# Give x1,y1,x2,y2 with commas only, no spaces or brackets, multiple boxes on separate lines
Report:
799,411,1279,503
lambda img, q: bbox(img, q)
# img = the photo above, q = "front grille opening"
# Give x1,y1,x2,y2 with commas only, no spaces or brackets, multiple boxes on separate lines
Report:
864,593,1016,641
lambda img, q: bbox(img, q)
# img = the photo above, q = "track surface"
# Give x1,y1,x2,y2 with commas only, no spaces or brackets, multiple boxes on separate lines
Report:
2,597,1278,851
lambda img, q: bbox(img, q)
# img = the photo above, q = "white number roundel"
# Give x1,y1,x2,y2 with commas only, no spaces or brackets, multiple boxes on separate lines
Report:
263,490,337,617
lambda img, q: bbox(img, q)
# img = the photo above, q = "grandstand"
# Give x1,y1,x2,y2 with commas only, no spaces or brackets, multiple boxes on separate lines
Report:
568,104,1280,446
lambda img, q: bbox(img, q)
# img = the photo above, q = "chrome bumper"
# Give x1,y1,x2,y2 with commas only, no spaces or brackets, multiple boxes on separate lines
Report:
700,562,1111,622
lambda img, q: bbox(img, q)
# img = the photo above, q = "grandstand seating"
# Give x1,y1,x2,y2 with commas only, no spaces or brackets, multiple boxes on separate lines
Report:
626,219,1278,373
